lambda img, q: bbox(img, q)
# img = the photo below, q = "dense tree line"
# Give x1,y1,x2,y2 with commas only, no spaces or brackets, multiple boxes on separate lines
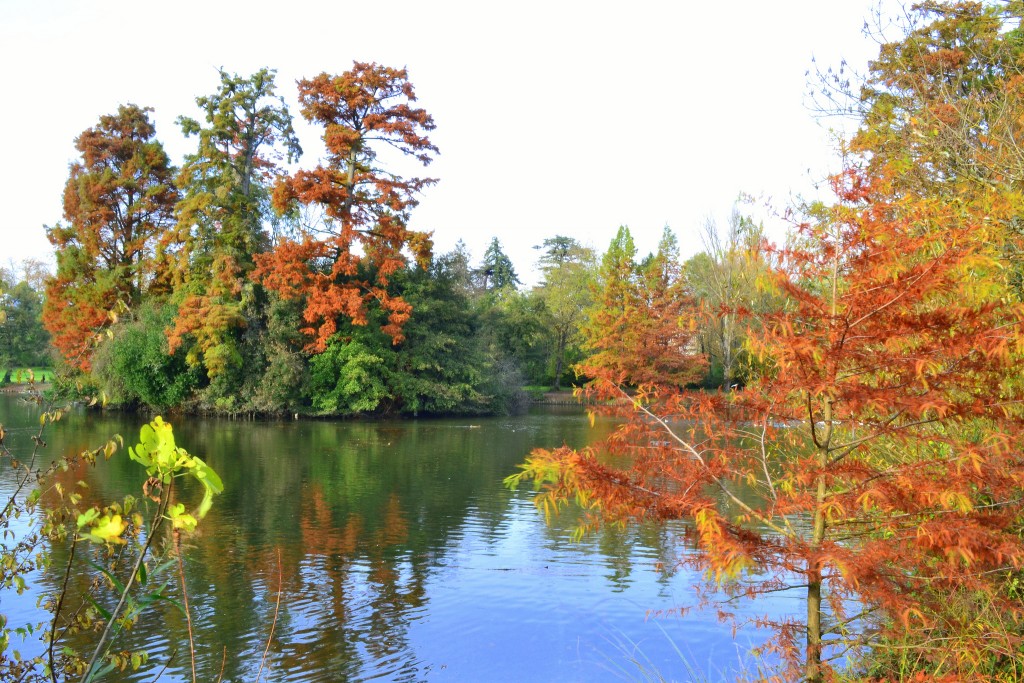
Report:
37,61,760,416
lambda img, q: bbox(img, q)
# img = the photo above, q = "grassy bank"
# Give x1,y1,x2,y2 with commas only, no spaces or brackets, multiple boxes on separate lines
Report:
2,367,54,384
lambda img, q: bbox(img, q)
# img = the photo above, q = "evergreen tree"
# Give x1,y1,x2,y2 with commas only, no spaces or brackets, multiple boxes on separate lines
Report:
166,68,300,391
476,237,520,291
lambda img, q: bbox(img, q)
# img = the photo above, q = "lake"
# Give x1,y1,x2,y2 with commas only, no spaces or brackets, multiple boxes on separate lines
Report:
0,393,799,681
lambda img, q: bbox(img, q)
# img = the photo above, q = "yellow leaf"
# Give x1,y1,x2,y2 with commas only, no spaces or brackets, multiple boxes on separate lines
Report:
83,514,127,544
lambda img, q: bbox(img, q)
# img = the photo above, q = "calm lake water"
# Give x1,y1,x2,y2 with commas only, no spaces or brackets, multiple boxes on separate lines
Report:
0,393,800,682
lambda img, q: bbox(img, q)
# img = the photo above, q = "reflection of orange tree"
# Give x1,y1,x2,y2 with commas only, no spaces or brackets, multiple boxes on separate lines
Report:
243,484,426,677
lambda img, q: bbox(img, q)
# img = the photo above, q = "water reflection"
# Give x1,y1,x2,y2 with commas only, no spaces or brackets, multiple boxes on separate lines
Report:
1,398,794,681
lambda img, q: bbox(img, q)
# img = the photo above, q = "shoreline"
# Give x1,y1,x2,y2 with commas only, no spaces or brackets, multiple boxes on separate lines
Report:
0,383,51,394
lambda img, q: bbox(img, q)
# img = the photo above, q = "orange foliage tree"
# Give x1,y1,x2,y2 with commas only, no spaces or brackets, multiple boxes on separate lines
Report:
43,104,178,370
508,166,1024,681
583,226,705,388
253,62,437,352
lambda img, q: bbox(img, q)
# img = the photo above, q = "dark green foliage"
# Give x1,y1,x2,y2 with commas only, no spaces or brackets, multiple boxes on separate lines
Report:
389,262,489,414
306,256,496,416
476,355,530,415
477,290,553,388
309,339,393,414
476,237,520,291
247,295,308,413
92,303,200,410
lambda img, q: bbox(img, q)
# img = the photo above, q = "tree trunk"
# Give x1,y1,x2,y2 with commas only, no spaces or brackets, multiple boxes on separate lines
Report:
806,502,825,682
552,333,566,391
806,399,832,682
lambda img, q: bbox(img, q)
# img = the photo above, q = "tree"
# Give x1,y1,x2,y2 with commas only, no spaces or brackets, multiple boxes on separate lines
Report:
476,237,520,292
0,279,49,373
43,104,178,370
92,302,200,410
817,2,1024,296
166,68,301,382
306,251,496,416
509,167,1024,681
581,226,697,386
684,208,773,388
632,226,705,387
580,226,636,380
253,62,437,352
842,2,1020,193
476,287,550,390
0,261,51,375
533,236,595,390
583,225,704,389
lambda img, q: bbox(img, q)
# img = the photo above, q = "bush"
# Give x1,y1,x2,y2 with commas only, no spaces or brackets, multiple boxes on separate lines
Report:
92,303,200,410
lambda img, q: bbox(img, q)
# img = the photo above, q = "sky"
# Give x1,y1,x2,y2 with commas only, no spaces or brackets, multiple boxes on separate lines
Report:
0,0,901,285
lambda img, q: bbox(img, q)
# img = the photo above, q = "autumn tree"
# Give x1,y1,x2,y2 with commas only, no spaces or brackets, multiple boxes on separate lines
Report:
838,2,1021,190
580,226,639,378
254,62,437,352
165,68,301,381
633,227,705,387
583,226,704,388
43,104,178,370
509,166,1024,681
533,236,595,390
818,1,1024,296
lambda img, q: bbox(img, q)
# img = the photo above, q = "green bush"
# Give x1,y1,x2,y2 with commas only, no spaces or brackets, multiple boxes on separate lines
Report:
92,303,200,410
309,339,394,414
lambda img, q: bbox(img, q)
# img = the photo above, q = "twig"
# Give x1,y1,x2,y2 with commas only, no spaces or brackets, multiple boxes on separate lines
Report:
174,529,197,683
150,647,178,682
214,646,227,683
79,483,171,683
255,548,283,683
48,534,78,683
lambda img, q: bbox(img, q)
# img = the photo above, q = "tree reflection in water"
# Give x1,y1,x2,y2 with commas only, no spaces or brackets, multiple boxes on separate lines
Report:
3,398,791,682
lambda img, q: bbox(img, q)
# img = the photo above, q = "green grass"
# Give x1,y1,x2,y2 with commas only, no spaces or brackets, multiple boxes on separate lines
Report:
3,367,55,384
522,385,557,400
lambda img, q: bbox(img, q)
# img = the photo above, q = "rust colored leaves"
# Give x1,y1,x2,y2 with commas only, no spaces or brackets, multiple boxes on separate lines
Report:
255,62,437,351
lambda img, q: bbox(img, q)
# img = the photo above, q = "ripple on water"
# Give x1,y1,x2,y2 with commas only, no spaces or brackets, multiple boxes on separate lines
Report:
1,396,801,682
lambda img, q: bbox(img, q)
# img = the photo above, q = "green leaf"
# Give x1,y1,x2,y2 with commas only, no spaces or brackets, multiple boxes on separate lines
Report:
84,660,118,682
191,457,223,493
77,508,100,529
85,594,112,622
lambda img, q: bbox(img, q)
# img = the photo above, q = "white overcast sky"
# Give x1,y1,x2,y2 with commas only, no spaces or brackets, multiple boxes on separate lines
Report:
1,0,901,285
